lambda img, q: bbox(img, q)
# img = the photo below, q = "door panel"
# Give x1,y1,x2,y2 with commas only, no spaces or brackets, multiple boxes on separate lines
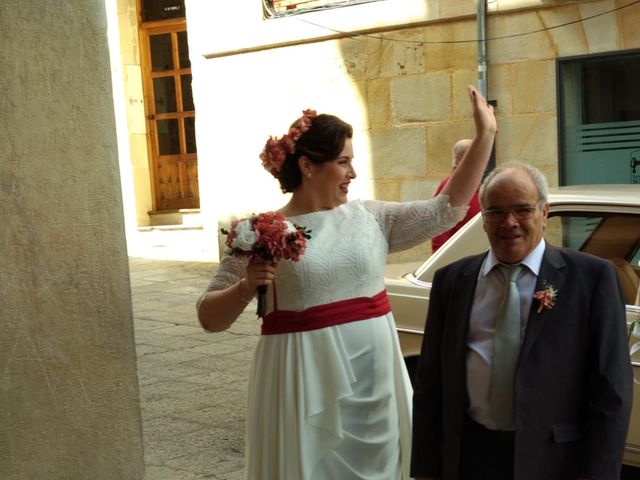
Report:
565,120,640,185
141,22,198,211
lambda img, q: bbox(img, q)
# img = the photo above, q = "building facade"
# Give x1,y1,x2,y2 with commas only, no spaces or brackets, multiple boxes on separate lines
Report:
113,0,640,263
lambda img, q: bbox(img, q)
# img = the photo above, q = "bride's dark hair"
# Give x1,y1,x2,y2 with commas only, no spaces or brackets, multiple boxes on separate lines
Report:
277,114,353,193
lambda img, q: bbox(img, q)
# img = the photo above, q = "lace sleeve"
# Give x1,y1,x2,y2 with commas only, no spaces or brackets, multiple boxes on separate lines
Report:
195,255,248,309
363,194,468,253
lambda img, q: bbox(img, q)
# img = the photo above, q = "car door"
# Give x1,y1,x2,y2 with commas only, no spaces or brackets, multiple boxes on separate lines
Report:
546,209,640,466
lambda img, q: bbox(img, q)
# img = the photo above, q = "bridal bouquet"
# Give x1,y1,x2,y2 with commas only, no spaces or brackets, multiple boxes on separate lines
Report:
221,211,311,316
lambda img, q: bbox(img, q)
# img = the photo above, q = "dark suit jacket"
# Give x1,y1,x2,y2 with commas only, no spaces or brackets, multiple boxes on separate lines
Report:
411,245,633,480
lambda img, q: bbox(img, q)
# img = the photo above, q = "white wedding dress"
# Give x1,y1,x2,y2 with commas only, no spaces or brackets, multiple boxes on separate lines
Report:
200,196,465,480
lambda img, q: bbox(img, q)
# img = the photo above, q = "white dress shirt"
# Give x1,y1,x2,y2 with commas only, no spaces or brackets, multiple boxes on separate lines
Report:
466,239,546,430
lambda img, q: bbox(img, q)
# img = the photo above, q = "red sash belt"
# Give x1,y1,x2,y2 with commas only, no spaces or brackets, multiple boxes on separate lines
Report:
261,290,391,335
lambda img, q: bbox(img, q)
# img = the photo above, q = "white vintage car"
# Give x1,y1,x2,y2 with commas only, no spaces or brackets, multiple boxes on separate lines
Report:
385,184,640,470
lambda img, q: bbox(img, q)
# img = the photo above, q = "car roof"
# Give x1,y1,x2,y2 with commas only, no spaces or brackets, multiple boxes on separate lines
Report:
548,185,640,207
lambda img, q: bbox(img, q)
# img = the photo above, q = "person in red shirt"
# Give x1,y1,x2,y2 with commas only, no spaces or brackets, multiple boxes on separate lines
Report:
431,139,481,252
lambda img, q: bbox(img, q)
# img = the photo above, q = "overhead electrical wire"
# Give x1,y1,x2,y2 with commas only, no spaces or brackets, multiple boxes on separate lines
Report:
285,0,640,45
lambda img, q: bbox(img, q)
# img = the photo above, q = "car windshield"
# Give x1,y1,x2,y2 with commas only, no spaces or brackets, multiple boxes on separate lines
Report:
544,213,640,305
547,214,640,264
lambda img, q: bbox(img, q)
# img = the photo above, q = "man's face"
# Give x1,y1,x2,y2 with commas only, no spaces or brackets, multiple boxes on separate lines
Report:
482,169,548,264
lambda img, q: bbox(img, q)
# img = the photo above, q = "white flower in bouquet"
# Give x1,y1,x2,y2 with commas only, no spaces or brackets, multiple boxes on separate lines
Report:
284,220,297,234
231,219,258,251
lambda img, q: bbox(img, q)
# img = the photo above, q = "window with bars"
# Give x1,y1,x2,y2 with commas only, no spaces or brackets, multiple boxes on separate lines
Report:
263,0,382,18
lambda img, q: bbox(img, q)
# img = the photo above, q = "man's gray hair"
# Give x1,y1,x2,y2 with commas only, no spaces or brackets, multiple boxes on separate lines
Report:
479,161,549,208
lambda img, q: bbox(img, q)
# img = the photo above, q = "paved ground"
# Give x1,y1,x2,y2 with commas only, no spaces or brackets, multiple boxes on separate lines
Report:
130,257,259,480
126,224,422,480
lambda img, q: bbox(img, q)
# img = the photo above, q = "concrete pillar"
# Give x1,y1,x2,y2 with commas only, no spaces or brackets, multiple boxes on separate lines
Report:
0,1,144,478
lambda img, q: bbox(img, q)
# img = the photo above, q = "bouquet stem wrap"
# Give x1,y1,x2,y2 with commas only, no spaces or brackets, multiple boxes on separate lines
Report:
257,285,268,317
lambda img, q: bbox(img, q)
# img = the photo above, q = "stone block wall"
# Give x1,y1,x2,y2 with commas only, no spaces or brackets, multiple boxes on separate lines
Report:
116,0,153,227
180,0,640,263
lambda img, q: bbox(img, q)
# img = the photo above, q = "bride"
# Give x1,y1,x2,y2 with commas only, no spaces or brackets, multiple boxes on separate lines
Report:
197,85,497,480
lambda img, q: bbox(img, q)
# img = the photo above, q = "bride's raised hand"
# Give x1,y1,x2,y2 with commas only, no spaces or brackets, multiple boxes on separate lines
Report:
439,86,497,208
468,85,497,139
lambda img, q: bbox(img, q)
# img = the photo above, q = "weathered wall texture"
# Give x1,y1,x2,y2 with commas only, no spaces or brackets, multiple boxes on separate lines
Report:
0,1,145,478
115,0,153,227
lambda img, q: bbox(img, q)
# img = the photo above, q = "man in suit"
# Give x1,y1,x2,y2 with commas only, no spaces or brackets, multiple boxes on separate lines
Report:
431,139,481,253
411,162,633,480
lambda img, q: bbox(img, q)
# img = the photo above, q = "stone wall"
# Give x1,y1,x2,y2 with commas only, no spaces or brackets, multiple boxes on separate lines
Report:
0,1,145,478
180,0,640,262
115,0,153,227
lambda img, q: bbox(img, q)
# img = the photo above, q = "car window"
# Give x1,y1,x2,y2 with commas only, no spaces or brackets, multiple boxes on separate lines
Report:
546,213,640,305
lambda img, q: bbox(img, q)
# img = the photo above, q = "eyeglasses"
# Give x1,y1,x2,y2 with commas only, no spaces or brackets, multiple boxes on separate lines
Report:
482,204,538,223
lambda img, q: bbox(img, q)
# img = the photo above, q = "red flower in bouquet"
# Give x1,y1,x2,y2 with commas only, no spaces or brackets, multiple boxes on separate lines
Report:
222,211,311,316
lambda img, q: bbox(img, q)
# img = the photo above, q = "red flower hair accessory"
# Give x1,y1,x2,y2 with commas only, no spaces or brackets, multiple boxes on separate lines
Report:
260,109,317,178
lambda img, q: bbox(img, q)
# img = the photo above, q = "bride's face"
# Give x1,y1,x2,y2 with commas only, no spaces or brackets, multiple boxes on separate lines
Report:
309,139,357,208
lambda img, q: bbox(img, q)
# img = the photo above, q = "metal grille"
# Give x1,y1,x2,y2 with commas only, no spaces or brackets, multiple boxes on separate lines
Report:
264,0,381,18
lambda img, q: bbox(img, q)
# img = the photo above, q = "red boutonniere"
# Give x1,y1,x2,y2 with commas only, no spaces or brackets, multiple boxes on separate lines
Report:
533,282,557,313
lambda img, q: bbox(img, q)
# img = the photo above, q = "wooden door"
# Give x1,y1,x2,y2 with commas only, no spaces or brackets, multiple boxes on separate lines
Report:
141,23,199,211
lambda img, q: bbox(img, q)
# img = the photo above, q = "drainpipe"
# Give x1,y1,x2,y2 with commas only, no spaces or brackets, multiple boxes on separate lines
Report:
477,0,496,174
477,0,488,98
